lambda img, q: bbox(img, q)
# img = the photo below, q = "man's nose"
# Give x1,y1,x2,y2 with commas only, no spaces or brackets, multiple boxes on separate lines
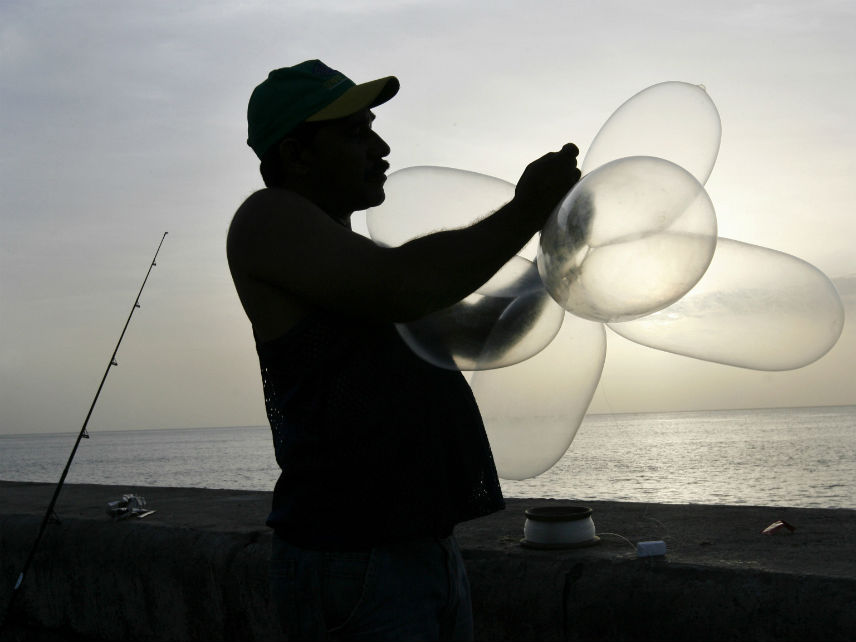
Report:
371,130,391,157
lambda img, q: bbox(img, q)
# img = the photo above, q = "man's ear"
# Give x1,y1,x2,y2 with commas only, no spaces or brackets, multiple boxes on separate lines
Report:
278,137,313,177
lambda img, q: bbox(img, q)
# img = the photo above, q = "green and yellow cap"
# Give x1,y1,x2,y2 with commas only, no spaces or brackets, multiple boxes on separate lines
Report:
247,60,399,159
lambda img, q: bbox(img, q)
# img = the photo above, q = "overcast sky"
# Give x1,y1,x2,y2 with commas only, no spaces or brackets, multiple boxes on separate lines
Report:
1,0,854,435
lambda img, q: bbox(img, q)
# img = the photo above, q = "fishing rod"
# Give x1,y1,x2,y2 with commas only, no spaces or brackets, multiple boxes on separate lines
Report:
1,232,168,633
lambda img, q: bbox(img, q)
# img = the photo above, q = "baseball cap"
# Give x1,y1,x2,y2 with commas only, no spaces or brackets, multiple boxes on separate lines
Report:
247,60,399,159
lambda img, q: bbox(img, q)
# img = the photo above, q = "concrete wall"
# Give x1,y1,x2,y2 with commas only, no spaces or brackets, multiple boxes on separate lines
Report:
2,483,855,641
466,553,856,641
2,515,278,641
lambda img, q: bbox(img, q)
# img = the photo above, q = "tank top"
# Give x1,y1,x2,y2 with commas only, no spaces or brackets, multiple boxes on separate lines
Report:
256,311,505,550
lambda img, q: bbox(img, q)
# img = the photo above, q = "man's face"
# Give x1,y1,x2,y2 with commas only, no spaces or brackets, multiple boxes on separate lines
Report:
300,109,391,219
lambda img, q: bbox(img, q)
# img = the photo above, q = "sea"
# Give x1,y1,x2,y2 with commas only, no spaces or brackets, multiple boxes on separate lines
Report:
1,405,854,510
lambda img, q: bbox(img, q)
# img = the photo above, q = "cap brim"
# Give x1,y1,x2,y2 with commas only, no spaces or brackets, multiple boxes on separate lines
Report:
306,76,399,122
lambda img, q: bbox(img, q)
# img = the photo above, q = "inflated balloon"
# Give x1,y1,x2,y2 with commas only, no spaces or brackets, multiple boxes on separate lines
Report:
396,256,565,370
367,166,561,369
367,166,515,247
470,313,606,480
538,156,718,322
607,238,846,370
582,81,721,185
361,81,844,484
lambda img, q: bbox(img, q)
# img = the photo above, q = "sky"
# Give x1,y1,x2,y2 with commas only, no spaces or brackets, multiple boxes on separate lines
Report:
1,0,854,435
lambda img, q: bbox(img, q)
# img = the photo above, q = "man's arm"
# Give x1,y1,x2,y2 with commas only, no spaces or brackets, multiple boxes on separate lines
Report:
227,145,580,324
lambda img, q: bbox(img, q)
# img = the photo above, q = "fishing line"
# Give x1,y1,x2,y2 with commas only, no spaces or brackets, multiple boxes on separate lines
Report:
597,531,636,551
0,232,168,633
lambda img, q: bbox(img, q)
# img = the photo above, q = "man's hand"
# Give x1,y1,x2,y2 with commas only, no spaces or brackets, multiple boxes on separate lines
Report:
513,143,582,230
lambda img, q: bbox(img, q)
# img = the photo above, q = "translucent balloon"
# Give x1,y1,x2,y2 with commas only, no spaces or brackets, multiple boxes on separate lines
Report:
608,238,846,370
367,166,515,247
396,257,565,370
537,156,718,323
366,166,559,370
470,314,606,480
582,81,721,185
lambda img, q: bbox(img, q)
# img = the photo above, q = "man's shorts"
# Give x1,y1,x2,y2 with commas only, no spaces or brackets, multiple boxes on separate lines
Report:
269,533,472,641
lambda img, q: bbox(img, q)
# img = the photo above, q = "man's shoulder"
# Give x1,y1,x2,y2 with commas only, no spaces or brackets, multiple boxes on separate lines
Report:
235,187,320,221
228,188,329,251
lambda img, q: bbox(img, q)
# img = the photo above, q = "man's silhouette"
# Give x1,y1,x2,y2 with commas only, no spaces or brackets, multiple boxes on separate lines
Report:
228,59,580,641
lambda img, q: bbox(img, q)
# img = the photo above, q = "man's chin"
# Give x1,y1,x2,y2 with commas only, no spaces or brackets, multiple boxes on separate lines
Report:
342,185,385,214
362,187,386,209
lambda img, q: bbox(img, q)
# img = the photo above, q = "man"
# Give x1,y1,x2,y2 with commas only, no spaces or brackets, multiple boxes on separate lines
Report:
227,60,580,641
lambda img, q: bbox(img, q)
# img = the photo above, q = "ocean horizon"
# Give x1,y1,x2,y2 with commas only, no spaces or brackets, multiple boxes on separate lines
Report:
2,405,854,510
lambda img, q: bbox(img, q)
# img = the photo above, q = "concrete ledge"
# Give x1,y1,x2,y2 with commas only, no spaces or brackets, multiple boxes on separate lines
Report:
1,481,855,641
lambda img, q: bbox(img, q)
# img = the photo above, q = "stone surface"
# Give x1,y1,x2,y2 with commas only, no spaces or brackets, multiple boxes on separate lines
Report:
1,481,855,641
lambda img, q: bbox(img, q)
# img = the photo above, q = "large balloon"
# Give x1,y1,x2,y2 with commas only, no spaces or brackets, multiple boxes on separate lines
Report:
582,81,721,185
367,166,515,247
607,238,846,370
367,166,562,370
363,81,844,485
397,256,565,370
538,156,718,322
470,313,606,480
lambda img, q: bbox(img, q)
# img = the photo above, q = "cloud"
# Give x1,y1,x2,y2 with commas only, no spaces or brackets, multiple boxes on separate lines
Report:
1,0,854,433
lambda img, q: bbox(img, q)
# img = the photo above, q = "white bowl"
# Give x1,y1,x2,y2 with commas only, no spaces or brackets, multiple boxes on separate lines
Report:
521,505,600,549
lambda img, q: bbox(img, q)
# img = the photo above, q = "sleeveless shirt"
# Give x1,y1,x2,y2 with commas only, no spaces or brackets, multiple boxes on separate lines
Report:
256,311,505,550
